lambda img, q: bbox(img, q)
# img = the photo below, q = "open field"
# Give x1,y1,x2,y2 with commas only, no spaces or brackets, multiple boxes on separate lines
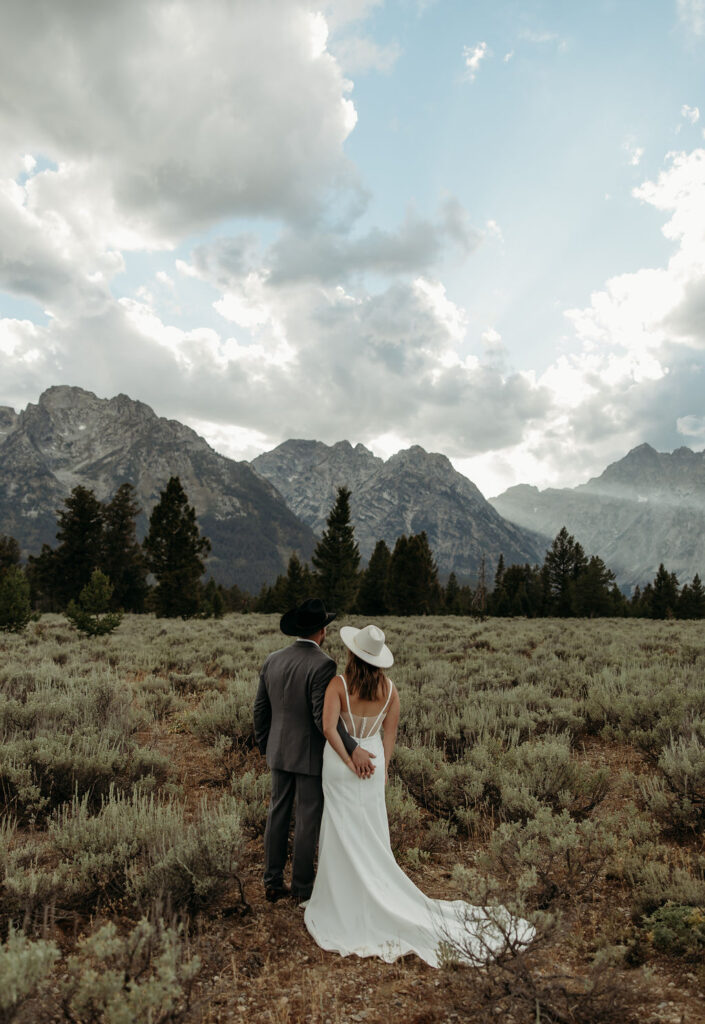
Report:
2,613,705,1023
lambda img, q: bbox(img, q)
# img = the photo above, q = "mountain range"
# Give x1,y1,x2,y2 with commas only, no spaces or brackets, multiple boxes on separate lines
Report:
490,443,705,591
1,386,704,593
252,440,545,578
0,387,314,592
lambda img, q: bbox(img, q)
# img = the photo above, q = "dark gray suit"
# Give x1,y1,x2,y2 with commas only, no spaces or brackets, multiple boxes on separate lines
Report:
254,639,357,898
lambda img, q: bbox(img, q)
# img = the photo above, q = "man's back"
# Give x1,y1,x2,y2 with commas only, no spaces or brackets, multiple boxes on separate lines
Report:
255,640,336,775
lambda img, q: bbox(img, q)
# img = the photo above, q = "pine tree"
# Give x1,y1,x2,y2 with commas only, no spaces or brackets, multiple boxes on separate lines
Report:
311,487,360,612
53,486,105,607
471,557,488,620
143,477,211,618
66,569,123,636
543,526,588,616
444,572,461,615
386,532,441,615
102,483,148,612
281,553,312,609
690,574,705,618
356,540,392,615
651,564,679,619
572,555,617,617
0,535,20,574
0,566,33,633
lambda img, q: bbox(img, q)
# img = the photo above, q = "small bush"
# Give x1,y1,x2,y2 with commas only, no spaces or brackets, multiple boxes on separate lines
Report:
60,917,200,1024
640,728,705,833
643,903,705,959
0,568,33,634
0,927,59,1024
230,769,271,834
66,570,123,637
385,777,422,852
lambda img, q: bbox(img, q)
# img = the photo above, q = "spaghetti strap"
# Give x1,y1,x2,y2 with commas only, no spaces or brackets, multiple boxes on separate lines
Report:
340,674,354,719
368,679,393,736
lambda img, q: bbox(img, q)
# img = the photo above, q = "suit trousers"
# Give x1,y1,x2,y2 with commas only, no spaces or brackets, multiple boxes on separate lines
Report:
264,768,324,899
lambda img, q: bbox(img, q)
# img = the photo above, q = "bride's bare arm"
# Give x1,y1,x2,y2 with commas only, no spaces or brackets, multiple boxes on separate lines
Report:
382,682,400,783
322,677,357,774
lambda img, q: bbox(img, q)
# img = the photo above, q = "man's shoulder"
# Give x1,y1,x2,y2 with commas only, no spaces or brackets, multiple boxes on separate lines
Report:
262,641,334,667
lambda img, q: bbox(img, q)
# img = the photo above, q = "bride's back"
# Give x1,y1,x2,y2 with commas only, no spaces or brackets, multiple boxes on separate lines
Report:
339,673,392,740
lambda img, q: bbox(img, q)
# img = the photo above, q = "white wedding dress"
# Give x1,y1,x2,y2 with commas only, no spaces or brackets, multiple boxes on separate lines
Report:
303,677,535,966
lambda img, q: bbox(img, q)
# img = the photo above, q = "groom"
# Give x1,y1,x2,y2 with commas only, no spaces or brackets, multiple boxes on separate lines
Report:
254,598,375,903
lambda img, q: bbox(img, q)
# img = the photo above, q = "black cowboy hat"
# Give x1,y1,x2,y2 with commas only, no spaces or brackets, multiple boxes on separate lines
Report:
280,598,336,637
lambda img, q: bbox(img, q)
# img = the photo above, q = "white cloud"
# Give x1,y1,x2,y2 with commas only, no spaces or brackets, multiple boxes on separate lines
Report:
682,104,701,124
462,42,488,82
623,136,645,166
0,1,360,240
330,35,401,73
677,0,705,35
677,413,705,439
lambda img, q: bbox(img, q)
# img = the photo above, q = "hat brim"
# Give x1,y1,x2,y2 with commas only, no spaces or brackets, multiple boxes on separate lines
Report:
340,625,394,668
280,609,336,636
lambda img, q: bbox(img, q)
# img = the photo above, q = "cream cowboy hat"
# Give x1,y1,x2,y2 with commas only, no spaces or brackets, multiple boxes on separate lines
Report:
339,624,394,669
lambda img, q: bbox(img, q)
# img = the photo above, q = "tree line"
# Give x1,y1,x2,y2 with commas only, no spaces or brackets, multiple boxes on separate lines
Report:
256,489,705,620
0,477,241,631
2,480,704,631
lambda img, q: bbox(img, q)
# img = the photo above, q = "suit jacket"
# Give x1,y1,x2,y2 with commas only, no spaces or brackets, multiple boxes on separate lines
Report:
254,640,357,775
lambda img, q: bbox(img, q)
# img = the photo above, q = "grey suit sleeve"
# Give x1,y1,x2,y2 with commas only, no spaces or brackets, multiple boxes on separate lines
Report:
253,666,271,755
310,659,358,757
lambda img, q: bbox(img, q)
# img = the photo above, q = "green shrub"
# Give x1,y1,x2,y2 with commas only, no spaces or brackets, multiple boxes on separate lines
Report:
479,807,618,907
0,568,33,634
66,570,123,637
643,903,705,959
60,917,200,1024
49,788,245,915
385,776,423,852
0,927,59,1024
640,728,705,832
230,769,271,834
186,678,256,748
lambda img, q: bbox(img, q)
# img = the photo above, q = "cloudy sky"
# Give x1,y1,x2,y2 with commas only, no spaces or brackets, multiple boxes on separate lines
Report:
1,0,704,497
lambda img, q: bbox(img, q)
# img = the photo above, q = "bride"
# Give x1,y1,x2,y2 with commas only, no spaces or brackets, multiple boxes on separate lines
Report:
303,624,534,966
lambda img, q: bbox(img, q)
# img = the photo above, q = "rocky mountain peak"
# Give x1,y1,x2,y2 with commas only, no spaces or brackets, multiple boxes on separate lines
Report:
0,406,18,442
0,388,314,590
253,438,545,579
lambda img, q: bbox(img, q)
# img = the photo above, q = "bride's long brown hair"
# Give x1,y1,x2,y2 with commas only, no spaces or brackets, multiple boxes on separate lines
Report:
345,651,387,702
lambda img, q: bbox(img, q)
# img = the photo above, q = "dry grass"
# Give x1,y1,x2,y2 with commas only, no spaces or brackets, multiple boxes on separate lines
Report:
2,614,705,1023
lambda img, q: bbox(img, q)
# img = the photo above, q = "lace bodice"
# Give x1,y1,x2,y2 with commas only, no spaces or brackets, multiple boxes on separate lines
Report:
339,674,392,740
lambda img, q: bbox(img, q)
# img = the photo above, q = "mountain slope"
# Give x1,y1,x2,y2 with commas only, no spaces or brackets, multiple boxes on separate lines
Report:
0,387,314,591
490,444,705,590
253,440,546,579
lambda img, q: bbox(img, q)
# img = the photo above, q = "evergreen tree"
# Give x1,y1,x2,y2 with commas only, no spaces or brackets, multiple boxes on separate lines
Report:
500,564,544,617
356,540,392,616
0,566,33,633
66,569,123,636
444,572,461,615
201,578,226,619
386,532,441,615
490,554,511,616
651,563,679,619
311,487,360,612
53,486,105,606
471,557,488,620
281,553,312,609
143,477,211,618
0,535,20,574
572,555,617,617
690,574,705,618
102,483,148,612
543,526,588,616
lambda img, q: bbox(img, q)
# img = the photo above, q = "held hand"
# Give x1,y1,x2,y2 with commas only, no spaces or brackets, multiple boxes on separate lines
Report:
351,745,376,779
